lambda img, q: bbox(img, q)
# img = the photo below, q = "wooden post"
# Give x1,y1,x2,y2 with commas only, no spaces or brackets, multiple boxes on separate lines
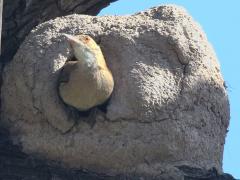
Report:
0,0,2,54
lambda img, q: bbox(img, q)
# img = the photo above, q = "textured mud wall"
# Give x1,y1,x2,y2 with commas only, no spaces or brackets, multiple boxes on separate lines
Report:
1,5,230,178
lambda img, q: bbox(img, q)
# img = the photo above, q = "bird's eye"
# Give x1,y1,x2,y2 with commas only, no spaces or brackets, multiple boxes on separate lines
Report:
85,37,90,41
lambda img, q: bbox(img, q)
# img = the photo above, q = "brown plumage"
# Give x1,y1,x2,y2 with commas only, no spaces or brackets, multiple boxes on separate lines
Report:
58,34,114,111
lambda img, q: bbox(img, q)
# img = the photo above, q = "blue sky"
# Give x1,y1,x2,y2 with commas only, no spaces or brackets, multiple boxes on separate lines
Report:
99,0,240,178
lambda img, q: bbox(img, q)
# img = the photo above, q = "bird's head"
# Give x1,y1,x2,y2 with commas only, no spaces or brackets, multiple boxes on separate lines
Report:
63,34,101,67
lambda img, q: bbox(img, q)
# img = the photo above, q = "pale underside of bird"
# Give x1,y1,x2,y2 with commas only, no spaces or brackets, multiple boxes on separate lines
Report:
58,34,114,112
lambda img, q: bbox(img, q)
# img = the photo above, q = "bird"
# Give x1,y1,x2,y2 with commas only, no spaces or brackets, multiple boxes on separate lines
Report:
58,34,114,115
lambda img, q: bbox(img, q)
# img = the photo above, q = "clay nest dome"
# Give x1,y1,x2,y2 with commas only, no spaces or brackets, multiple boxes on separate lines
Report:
1,5,229,176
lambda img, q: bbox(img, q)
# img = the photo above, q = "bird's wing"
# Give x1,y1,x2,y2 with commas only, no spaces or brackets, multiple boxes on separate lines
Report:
58,61,78,83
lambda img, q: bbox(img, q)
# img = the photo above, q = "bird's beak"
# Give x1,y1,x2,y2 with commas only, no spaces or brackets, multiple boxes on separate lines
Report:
63,34,81,47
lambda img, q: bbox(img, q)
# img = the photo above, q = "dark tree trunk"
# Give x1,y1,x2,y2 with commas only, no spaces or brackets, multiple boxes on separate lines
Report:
1,0,117,63
0,0,2,54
